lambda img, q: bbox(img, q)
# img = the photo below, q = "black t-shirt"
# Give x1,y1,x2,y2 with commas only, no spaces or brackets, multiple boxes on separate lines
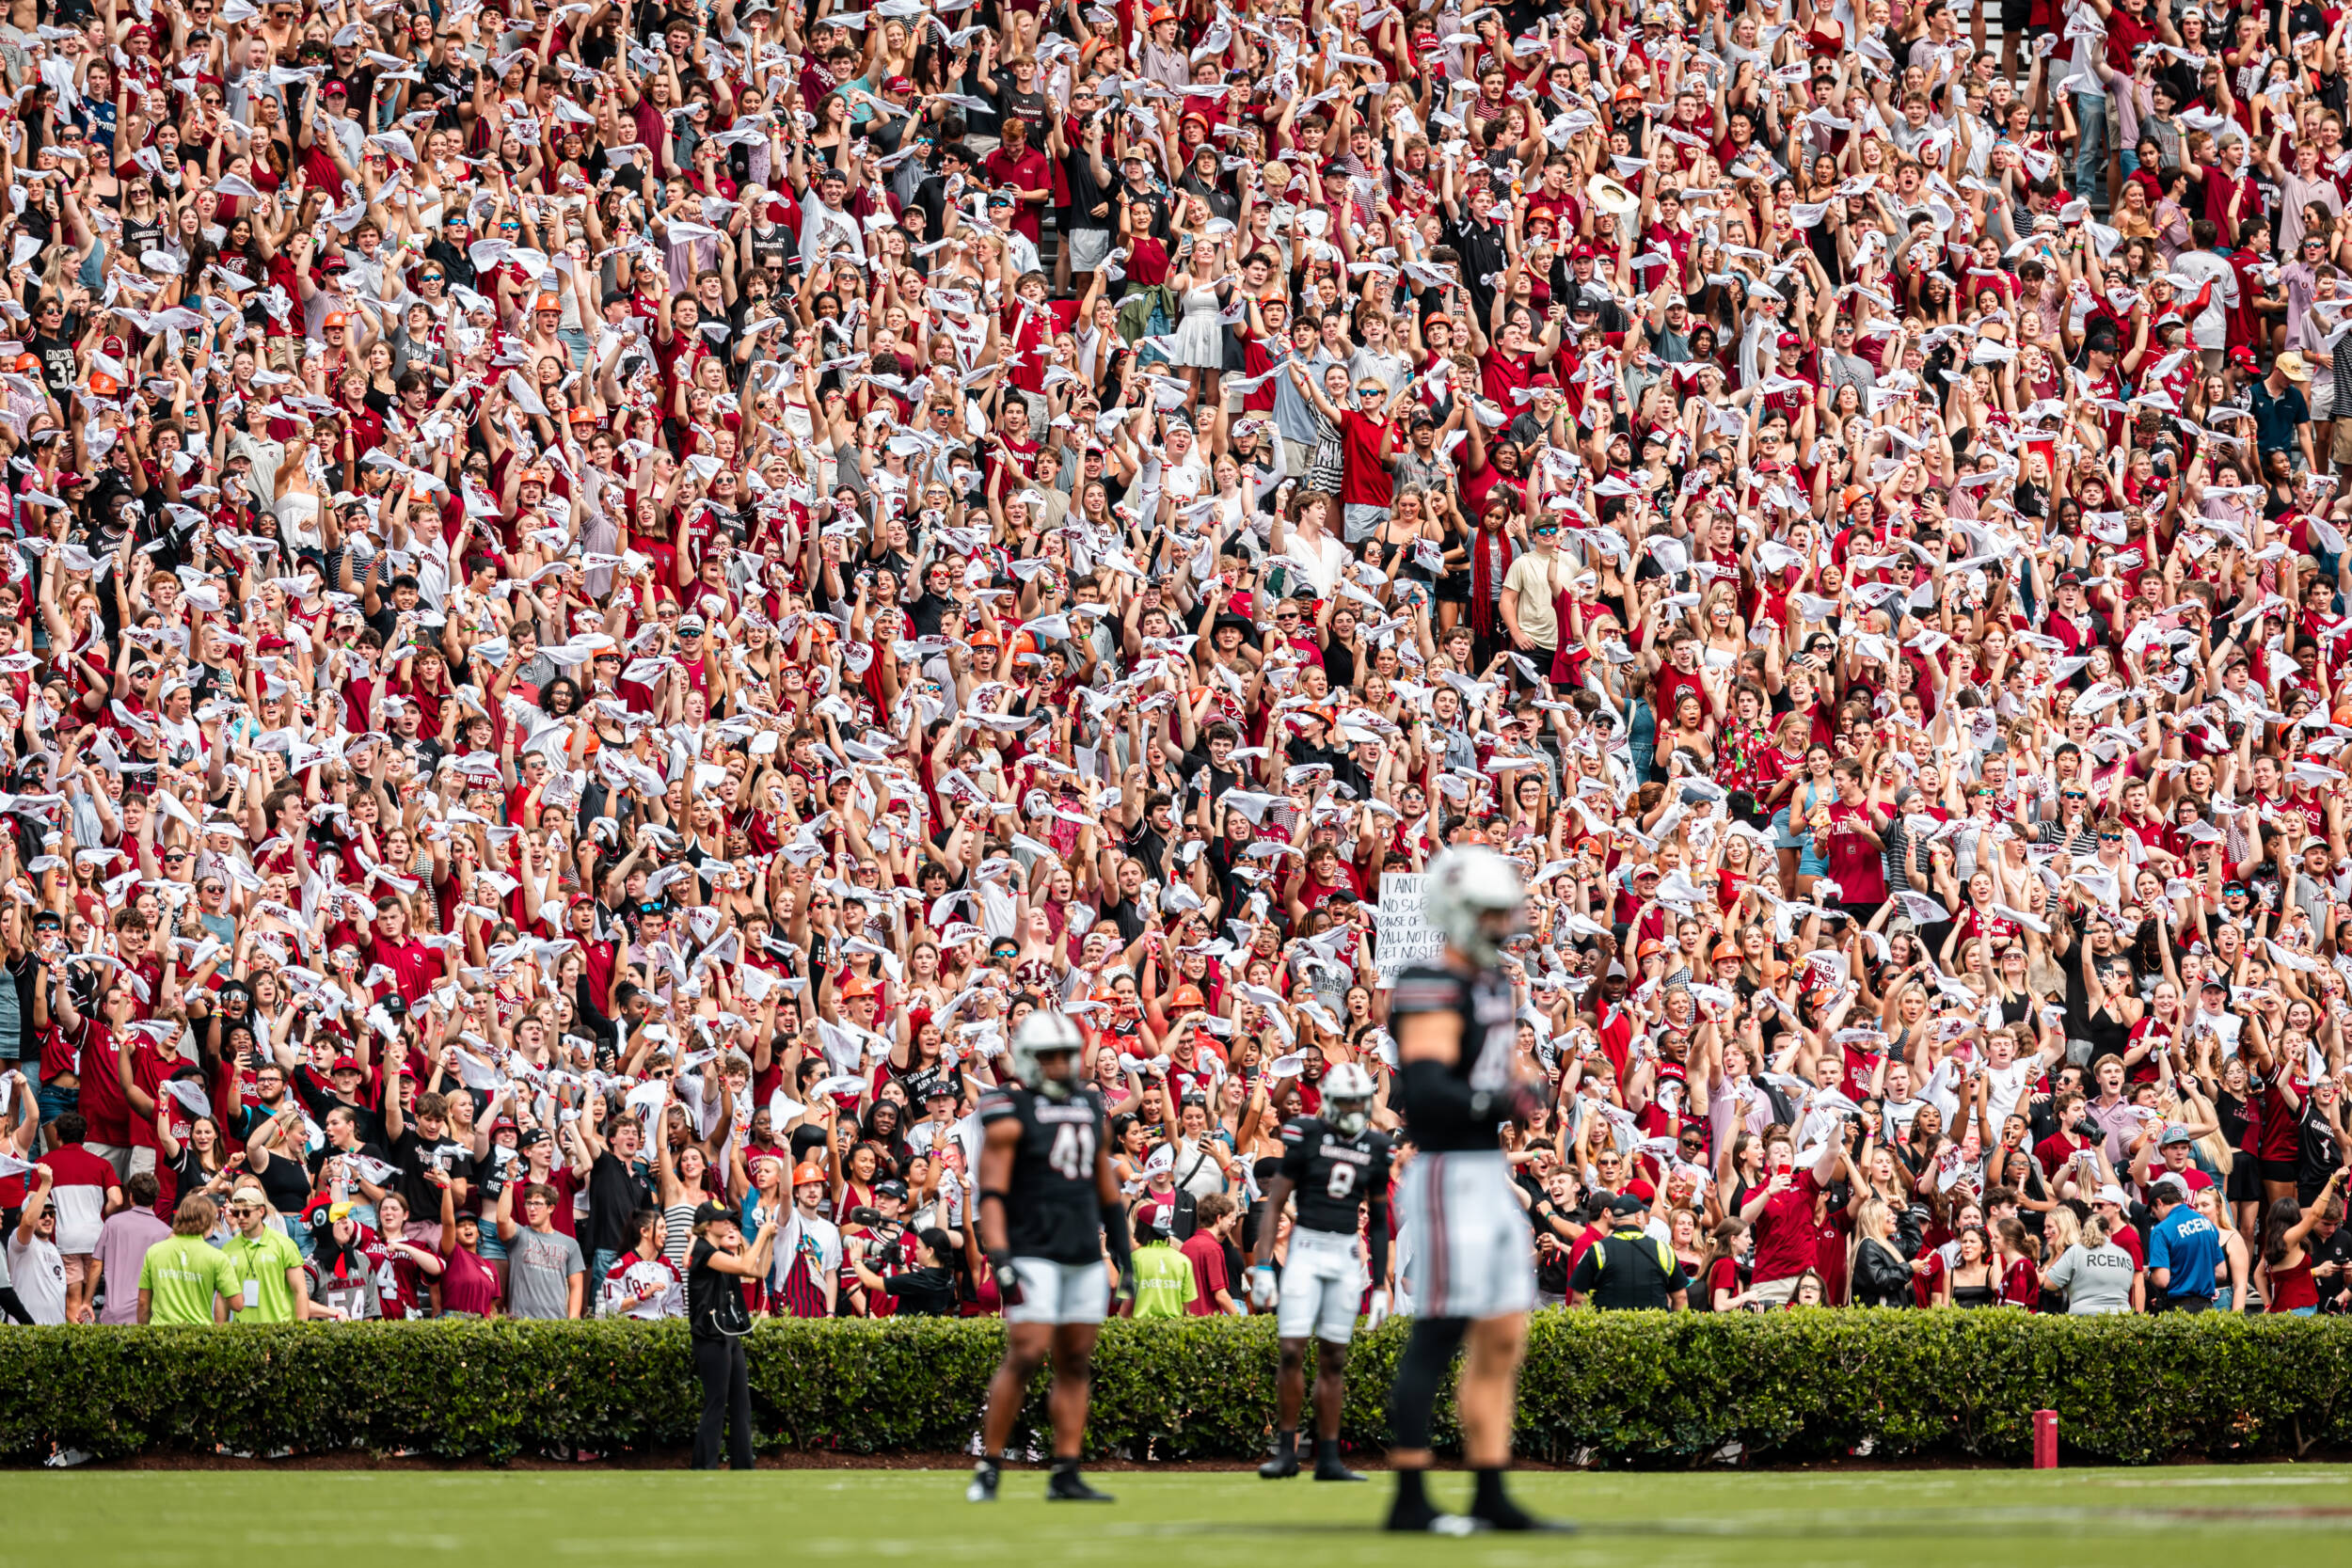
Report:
994,87,1049,142
1064,132,1112,230
30,331,76,401
586,1149,656,1254
688,1236,753,1338
250,1144,313,1213
2300,1100,2341,1200
292,1070,387,1148
389,1128,474,1219
905,589,959,638
881,1264,956,1315
421,58,479,130
1183,752,1238,814
1101,893,1147,942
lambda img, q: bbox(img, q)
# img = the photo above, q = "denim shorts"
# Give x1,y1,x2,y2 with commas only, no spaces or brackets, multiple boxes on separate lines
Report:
36,1082,77,1123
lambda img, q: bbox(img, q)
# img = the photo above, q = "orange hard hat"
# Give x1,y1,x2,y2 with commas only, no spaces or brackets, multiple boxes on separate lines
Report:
1168,983,1206,1009
533,292,561,313
87,372,119,396
791,1163,828,1187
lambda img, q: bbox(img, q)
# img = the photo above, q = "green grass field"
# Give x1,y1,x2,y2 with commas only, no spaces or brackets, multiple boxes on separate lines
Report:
13,1466,2352,1567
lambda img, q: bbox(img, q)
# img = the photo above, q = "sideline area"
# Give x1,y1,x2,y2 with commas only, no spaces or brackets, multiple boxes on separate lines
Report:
14,1466,2352,1568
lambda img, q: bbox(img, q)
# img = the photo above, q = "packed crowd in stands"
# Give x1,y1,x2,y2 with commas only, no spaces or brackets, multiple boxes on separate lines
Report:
0,0,2349,1330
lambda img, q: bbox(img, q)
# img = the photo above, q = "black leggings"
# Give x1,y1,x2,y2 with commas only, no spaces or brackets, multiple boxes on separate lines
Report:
1390,1316,1469,1451
692,1335,755,1470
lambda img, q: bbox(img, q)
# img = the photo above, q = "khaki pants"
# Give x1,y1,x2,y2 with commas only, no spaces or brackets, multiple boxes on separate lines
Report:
1748,1275,1803,1307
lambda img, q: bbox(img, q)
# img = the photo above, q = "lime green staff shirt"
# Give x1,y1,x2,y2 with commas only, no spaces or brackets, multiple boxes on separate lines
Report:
1129,1243,1196,1321
137,1234,233,1325
218,1228,306,1323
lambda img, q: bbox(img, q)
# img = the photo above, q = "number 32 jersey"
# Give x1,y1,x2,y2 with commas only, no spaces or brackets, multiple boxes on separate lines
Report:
1279,1117,1392,1238
979,1084,1109,1265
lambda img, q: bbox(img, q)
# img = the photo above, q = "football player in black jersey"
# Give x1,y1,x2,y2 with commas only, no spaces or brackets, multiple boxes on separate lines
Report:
1248,1060,1392,1482
969,1010,1136,1505
1383,847,1567,1535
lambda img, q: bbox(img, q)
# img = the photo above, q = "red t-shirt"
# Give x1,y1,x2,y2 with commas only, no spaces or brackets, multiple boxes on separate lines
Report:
1181,1230,1231,1315
1823,800,1889,903
1339,410,1395,508
369,934,439,1008
76,1020,130,1147
1750,1169,1821,1283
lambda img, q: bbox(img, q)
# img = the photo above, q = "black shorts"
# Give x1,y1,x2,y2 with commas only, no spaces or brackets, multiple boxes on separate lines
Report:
2000,0,2031,30
1839,899,1885,927
2226,1159,2262,1205
2261,1157,2301,1186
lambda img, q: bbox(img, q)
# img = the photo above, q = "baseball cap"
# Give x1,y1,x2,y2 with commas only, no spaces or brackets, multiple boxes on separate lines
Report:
2159,1124,2195,1147
2092,1184,2130,1207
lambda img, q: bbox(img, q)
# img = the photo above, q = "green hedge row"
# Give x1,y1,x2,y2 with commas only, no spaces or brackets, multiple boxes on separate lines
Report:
11,1311,2352,1466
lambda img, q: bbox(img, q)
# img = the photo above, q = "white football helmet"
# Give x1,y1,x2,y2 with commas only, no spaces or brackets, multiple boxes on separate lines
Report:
1011,1010,1086,1101
1422,846,1528,966
1322,1061,1376,1135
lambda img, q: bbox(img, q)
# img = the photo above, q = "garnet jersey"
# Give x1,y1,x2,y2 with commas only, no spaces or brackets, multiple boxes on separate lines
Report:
1277,1116,1392,1237
1388,960,1518,1152
978,1083,1109,1264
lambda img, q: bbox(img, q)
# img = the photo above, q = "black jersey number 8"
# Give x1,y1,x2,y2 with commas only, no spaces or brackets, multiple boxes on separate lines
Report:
1050,1123,1096,1180
1326,1163,1356,1199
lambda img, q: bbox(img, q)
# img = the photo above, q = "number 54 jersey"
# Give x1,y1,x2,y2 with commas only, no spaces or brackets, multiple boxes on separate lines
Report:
1279,1117,1393,1238
979,1084,1111,1265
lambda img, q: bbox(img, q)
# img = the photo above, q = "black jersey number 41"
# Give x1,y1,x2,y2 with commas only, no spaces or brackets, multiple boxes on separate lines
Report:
1050,1123,1096,1180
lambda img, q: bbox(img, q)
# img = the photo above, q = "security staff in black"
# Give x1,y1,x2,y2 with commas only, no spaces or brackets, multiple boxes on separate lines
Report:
1567,1194,1692,1310
972,1011,1135,1506
685,1200,782,1470
1249,1063,1391,1483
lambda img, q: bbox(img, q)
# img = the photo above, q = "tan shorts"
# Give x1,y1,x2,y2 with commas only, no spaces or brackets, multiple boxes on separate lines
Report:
2330,419,2352,467
1748,1275,1802,1307
62,1253,90,1287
